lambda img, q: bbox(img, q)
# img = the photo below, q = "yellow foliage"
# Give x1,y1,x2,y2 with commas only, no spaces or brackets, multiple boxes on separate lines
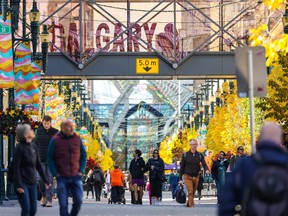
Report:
263,0,284,10
205,81,260,158
159,127,200,164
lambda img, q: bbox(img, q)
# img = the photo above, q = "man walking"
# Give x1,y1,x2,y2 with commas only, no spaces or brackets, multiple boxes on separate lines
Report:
48,120,87,216
35,115,58,207
211,151,229,203
179,139,210,208
229,146,246,171
219,122,288,215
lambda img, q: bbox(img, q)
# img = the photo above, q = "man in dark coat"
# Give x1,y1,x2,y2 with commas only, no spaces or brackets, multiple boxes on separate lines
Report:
219,122,288,215
35,115,58,207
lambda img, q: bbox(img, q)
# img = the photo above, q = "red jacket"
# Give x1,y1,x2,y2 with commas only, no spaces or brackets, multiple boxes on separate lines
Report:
110,169,124,187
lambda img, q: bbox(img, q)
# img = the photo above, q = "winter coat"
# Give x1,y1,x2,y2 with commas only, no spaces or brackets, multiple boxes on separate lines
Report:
129,157,146,179
146,158,164,179
34,125,58,163
219,141,288,215
110,169,125,187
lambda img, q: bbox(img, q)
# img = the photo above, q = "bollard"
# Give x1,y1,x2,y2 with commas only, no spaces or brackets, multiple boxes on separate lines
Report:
218,162,226,190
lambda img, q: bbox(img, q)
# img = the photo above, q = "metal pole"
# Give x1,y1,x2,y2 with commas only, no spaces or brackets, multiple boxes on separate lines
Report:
173,0,177,63
219,0,223,51
178,80,181,128
0,89,4,204
22,0,26,37
127,0,130,52
79,0,83,63
248,49,256,153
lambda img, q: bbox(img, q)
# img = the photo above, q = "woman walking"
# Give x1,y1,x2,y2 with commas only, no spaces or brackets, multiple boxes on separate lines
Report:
13,124,49,216
146,149,164,205
85,169,94,199
129,149,146,204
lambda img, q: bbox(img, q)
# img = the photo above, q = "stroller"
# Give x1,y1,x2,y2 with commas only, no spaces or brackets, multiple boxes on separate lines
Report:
108,186,126,204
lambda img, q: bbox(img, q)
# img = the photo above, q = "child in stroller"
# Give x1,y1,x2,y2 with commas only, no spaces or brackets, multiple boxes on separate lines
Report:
108,165,126,204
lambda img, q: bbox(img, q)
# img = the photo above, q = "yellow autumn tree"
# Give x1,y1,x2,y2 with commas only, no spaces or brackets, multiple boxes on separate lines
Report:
205,81,263,157
249,1,288,130
159,127,200,164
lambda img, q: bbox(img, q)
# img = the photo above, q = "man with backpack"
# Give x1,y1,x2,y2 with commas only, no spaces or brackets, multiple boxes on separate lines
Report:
179,139,210,208
219,122,288,216
92,165,105,201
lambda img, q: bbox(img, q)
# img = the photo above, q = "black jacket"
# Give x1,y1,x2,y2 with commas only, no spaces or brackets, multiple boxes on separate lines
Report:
129,157,146,179
211,159,229,180
146,158,164,179
179,151,208,179
35,125,58,163
92,168,105,184
13,142,48,188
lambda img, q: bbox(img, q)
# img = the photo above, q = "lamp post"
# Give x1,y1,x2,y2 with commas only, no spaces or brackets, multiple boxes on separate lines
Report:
283,4,288,34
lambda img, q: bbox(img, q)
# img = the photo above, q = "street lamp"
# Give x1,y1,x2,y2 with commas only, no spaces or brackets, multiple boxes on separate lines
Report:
40,24,49,73
29,0,40,57
283,4,288,34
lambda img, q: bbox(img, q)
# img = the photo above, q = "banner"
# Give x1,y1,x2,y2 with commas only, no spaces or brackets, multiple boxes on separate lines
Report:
14,41,33,104
0,14,14,88
24,104,40,116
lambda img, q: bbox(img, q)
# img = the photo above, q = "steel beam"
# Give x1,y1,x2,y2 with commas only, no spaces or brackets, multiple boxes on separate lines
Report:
43,52,236,80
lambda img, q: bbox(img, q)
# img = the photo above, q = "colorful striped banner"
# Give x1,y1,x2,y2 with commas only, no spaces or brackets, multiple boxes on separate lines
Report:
14,41,33,104
22,60,42,112
0,14,14,88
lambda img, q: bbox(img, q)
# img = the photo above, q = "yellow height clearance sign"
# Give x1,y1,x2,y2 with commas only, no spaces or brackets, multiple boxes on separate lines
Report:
136,58,159,74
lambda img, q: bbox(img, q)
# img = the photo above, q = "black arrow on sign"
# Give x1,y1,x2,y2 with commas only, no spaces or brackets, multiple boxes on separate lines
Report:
143,66,152,72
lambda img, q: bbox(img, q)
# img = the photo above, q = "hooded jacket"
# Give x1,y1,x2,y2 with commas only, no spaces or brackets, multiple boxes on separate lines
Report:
110,169,124,187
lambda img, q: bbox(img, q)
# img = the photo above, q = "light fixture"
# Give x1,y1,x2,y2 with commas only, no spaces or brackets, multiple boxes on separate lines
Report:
40,24,49,73
30,0,40,57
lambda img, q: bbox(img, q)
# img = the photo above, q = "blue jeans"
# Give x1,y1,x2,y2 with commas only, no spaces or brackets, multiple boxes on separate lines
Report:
57,175,83,216
170,184,178,199
16,183,37,216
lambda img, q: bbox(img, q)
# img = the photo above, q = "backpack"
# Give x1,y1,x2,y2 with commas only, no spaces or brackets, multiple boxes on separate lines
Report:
240,154,288,216
92,171,102,182
176,184,186,204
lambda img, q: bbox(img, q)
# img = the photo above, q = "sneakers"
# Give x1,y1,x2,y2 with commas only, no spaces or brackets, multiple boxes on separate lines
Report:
40,197,46,207
46,202,52,207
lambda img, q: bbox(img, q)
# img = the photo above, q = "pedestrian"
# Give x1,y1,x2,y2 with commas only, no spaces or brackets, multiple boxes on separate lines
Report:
179,139,210,208
47,120,87,216
197,172,204,200
85,169,94,199
146,149,165,205
34,115,58,207
129,149,146,204
13,124,50,216
211,151,229,203
228,146,247,171
169,168,179,199
110,165,125,204
219,122,288,216
105,169,111,198
127,173,135,204
92,165,105,201
146,178,152,205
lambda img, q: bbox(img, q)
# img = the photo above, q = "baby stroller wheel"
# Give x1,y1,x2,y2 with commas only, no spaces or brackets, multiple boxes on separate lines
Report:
108,198,111,204
123,198,126,205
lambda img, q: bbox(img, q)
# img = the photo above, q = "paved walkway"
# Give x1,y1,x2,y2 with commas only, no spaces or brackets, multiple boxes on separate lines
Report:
0,192,218,216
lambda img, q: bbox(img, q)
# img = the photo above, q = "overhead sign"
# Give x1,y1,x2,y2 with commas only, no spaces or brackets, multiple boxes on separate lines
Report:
235,46,267,98
136,58,159,74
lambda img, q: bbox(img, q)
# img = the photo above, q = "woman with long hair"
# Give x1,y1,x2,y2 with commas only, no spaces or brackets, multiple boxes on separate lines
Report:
146,149,164,205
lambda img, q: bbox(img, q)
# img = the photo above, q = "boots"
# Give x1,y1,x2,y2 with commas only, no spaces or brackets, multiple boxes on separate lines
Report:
40,197,46,207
